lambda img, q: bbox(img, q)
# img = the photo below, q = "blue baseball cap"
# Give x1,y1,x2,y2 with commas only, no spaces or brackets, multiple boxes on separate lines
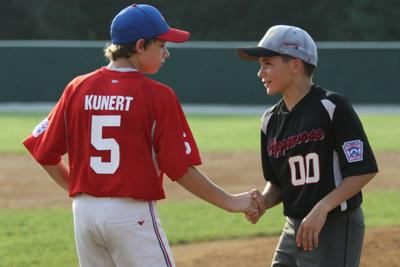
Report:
111,4,190,45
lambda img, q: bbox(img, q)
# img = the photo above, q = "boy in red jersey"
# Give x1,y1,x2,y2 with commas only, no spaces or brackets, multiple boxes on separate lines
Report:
23,4,258,267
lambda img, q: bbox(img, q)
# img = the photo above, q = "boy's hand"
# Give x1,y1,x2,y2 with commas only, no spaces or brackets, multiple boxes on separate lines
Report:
230,191,259,214
245,189,266,224
296,203,329,251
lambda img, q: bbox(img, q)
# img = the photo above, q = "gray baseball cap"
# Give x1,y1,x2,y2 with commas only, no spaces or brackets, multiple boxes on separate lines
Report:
237,25,318,66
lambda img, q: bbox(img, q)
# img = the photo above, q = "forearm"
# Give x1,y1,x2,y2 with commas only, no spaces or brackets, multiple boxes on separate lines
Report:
176,166,235,211
315,172,377,213
42,160,70,191
262,182,282,209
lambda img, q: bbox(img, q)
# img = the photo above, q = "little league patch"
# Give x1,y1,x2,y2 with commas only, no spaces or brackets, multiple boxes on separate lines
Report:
32,118,49,137
342,140,363,163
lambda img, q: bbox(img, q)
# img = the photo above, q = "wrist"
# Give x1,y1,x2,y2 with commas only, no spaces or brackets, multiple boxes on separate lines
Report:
262,193,270,209
263,193,277,210
315,200,331,215
225,194,237,212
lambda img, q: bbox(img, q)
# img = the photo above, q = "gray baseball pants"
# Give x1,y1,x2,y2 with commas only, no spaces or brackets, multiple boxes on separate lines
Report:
272,207,365,267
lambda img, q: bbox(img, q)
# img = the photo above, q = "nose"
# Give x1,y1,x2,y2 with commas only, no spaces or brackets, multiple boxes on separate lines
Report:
257,66,263,79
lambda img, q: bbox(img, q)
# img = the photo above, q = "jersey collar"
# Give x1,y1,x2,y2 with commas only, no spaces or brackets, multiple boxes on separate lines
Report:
280,85,317,114
105,66,138,72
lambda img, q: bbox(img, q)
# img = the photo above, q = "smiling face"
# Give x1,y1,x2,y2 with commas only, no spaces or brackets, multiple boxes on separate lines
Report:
257,56,295,96
134,39,170,74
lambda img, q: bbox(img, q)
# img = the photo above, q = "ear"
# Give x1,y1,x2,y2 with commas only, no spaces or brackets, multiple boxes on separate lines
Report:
291,58,303,74
135,39,146,53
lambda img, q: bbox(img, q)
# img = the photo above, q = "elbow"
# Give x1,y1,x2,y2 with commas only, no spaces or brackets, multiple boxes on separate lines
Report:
370,171,378,180
362,172,377,185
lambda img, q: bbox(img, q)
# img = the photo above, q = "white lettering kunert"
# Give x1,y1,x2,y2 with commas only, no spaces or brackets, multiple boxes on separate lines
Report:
84,95,133,111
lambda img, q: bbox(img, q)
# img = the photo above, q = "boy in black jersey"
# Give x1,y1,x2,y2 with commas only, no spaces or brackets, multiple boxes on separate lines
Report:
237,25,378,267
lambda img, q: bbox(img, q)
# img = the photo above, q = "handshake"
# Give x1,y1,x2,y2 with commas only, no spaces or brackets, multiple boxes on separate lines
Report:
231,189,266,224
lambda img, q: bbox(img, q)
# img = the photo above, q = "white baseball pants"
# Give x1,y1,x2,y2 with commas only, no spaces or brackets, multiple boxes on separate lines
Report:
72,194,175,267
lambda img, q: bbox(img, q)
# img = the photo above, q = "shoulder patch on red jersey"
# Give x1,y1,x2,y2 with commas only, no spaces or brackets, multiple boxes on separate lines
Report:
342,140,363,163
32,118,49,137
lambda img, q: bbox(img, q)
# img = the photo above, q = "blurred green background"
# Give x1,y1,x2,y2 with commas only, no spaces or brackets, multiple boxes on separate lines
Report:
1,0,399,41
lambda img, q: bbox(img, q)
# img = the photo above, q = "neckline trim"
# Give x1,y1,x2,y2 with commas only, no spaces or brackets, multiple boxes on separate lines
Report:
105,66,138,72
280,85,316,114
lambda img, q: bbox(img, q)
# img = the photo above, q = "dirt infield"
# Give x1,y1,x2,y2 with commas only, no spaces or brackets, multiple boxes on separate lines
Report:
172,226,400,267
0,152,399,266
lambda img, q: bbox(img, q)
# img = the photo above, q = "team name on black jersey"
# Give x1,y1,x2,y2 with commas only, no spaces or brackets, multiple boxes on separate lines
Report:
268,128,325,158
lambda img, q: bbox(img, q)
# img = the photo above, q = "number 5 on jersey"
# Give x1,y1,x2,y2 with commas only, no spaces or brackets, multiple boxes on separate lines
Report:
288,153,320,186
90,115,121,174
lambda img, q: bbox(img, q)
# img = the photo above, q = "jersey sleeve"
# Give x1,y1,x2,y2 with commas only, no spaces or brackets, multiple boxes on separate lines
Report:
23,91,68,165
331,97,378,178
153,91,201,181
261,130,280,187
260,110,280,187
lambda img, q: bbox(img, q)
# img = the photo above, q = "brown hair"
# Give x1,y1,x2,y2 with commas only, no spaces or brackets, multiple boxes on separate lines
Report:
104,39,155,61
281,54,315,77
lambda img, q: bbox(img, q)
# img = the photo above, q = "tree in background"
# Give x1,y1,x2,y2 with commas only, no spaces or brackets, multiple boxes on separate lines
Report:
1,0,399,41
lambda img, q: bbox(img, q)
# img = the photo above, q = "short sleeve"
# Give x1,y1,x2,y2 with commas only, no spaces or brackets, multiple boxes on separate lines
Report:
260,110,280,187
332,97,378,178
153,92,201,180
261,130,280,187
23,92,68,165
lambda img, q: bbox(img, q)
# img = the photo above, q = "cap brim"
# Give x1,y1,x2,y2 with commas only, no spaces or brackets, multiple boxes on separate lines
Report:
237,47,281,61
157,28,190,43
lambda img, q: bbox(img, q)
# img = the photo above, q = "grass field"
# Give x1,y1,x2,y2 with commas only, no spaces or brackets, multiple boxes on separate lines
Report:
1,113,400,153
1,191,399,266
0,113,399,266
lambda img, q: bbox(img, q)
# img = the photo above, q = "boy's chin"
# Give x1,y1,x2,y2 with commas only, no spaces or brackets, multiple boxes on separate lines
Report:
266,88,279,96
144,69,160,75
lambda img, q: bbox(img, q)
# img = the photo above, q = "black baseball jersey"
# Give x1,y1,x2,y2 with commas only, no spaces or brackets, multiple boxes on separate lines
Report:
261,85,378,219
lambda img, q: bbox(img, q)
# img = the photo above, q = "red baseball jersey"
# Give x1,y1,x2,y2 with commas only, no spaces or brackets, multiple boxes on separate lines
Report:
23,67,202,200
